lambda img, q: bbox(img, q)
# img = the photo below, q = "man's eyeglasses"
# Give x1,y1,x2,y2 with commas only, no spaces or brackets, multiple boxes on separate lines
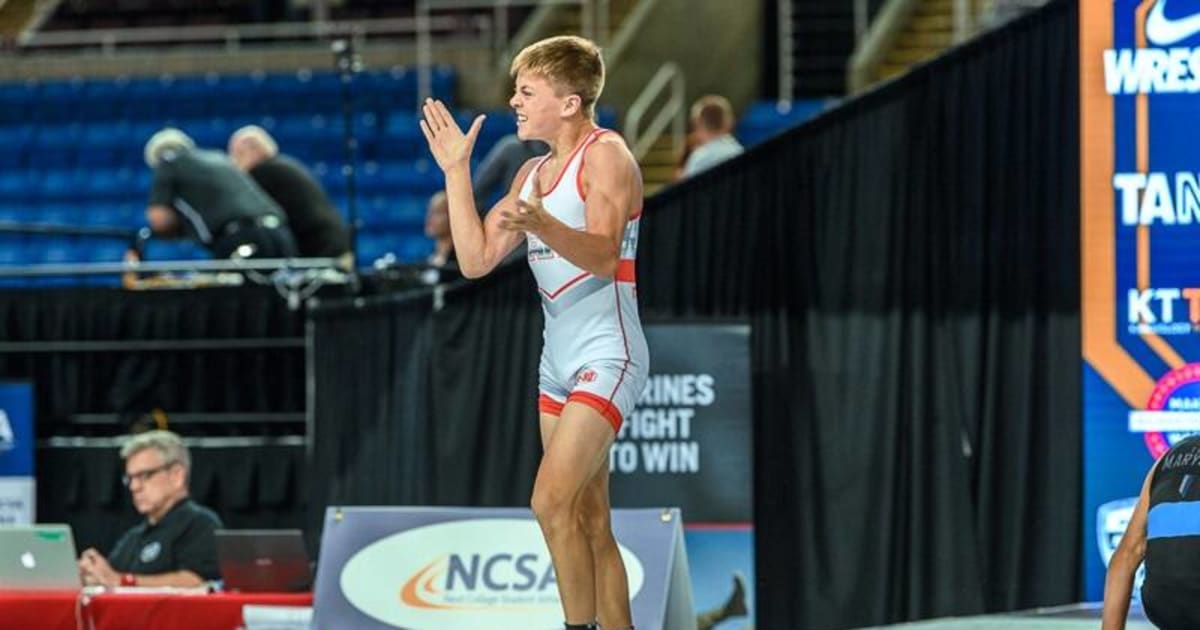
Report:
121,462,176,487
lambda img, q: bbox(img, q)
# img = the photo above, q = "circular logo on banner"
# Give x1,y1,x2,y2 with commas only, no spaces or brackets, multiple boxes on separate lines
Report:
339,518,645,630
139,541,161,564
1144,363,1200,457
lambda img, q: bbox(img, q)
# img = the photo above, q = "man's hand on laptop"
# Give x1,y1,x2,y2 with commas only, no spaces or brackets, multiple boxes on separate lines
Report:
78,548,119,587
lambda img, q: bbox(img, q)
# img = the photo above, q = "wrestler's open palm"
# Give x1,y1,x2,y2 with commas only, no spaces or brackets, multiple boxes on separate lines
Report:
419,98,485,173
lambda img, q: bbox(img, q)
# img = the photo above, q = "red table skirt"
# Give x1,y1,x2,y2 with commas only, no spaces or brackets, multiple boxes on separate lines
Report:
0,590,312,630
0,590,80,630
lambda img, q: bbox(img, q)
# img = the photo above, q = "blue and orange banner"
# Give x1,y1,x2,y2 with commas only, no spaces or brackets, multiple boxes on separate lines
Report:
1081,0,1200,600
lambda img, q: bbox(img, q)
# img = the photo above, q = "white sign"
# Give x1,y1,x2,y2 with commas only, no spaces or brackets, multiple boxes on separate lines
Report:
0,477,35,525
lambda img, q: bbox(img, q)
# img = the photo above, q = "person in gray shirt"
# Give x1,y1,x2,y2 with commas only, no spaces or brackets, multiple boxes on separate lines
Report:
472,133,548,211
142,128,297,259
682,95,744,178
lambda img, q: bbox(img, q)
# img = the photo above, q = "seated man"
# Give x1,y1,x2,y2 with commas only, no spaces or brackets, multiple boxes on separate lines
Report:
77,430,223,588
228,125,352,268
142,128,297,260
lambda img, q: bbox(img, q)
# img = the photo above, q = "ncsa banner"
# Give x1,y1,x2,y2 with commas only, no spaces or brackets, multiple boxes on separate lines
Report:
314,507,695,630
1081,0,1200,600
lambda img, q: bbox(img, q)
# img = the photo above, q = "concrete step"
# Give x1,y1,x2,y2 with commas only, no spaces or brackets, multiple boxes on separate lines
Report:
910,13,954,31
885,46,942,65
915,0,953,15
894,29,954,48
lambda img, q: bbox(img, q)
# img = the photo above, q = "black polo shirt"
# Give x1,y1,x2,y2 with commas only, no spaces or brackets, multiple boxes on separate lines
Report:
108,498,223,581
248,154,350,257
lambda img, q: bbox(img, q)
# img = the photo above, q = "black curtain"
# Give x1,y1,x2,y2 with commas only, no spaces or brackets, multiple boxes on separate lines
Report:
0,286,305,435
308,264,545,542
310,2,1080,628
639,1,1079,626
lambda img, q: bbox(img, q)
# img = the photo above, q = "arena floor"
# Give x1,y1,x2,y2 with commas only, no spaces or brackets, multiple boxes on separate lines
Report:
859,602,1153,629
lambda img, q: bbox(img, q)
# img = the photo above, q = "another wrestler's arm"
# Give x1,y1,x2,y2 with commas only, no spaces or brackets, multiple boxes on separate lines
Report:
1101,460,1156,630
500,140,635,279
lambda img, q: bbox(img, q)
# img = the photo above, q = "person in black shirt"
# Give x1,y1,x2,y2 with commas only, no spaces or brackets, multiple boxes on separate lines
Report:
142,128,297,260
77,430,223,588
1103,436,1200,629
228,125,352,267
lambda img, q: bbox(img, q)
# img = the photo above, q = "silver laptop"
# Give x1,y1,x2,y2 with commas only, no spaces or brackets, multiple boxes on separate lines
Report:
0,524,79,589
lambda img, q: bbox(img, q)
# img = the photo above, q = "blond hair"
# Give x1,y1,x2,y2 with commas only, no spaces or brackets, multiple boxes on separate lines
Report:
510,35,605,118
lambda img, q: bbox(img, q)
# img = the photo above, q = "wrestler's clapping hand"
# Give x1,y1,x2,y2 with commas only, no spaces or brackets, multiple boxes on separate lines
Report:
419,98,485,173
499,174,551,234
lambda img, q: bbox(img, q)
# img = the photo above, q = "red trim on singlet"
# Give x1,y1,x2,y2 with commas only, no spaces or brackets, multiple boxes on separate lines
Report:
536,128,604,196
628,208,642,220
539,270,591,300
576,129,612,200
538,393,565,416
600,282,633,428
566,390,624,433
615,259,636,283
520,154,552,195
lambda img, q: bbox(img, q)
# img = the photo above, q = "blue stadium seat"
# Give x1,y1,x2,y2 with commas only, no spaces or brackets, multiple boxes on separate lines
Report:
77,78,128,122
397,234,434,262
38,170,84,202
385,159,441,195
390,195,426,229
0,125,36,149
38,237,86,263
83,203,141,228
431,65,456,102
355,235,395,266
39,203,83,226
736,99,834,146
378,115,424,160
121,76,174,119
357,195,426,229
0,205,23,223
206,74,267,118
0,171,34,203
143,239,209,261
84,241,130,263
81,169,136,201
0,235,29,287
80,123,133,153
0,81,38,124
37,78,87,123
0,149,24,168
362,68,418,111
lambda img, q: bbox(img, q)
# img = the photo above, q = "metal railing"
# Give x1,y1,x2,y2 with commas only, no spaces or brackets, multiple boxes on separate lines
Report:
624,62,684,162
19,16,480,53
778,0,794,106
16,0,595,61
0,257,352,309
